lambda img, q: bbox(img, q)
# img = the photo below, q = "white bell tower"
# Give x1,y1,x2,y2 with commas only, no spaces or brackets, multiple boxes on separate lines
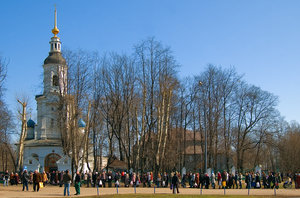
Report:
35,7,67,140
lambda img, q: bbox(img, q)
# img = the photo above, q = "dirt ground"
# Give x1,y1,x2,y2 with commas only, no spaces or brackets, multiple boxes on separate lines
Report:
0,185,299,197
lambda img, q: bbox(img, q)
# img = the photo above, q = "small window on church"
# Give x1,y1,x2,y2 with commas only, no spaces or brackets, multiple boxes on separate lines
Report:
32,153,39,161
29,160,32,165
55,43,57,49
51,118,54,128
53,75,59,86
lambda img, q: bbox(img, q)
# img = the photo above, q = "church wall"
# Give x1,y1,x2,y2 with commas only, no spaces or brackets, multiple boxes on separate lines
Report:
23,146,70,172
36,96,61,140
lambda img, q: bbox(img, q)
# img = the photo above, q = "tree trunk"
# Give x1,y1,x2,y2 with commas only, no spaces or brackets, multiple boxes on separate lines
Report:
17,99,27,172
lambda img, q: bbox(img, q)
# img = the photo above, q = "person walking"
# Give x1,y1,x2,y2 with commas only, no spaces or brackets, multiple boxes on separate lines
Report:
171,172,180,194
3,170,9,187
63,170,72,196
33,170,42,192
74,171,81,195
22,170,29,191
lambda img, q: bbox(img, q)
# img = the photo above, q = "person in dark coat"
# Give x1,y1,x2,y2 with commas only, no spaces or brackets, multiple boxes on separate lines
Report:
107,171,113,187
204,173,210,189
50,171,55,184
262,172,268,188
234,173,238,189
221,171,227,189
228,174,233,189
74,171,81,195
164,172,169,187
142,173,147,187
92,172,97,187
114,172,120,187
3,170,9,187
22,170,29,191
200,173,205,189
63,170,72,196
33,170,42,192
245,172,251,189
171,172,179,194
87,171,91,187
254,173,261,188
267,172,273,189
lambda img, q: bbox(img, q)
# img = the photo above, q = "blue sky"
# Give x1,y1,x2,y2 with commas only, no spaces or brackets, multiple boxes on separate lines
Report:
1,0,300,123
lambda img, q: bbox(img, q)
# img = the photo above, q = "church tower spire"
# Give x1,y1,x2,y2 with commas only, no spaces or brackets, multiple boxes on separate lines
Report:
49,6,61,53
52,6,59,37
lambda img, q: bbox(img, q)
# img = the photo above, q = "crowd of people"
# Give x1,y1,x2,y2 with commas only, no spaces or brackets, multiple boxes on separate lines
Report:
1,169,300,195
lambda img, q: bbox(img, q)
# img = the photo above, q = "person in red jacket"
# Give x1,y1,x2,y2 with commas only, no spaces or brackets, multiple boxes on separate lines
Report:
217,172,222,189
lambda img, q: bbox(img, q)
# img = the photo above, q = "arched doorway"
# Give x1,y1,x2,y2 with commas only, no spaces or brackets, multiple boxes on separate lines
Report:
44,153,61,173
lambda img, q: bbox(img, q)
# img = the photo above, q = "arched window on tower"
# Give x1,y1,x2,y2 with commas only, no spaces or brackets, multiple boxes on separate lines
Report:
53,75,59,86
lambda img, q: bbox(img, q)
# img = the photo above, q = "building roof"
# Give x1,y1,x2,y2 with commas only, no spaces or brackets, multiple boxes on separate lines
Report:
27,119,35,128
108,159,127,169
44,52,66,65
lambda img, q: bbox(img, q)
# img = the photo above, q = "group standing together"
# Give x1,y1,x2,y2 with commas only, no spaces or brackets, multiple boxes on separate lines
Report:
1,169,300,196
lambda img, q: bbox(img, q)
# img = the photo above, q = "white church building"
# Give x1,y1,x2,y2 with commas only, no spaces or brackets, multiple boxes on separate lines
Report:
22,8,89,173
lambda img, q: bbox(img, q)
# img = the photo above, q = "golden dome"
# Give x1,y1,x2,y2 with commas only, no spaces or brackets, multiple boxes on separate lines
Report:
52,27,59,37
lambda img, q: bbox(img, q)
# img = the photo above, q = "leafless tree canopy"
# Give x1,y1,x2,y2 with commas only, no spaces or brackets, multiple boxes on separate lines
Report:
54,39,300,174
2,39,299,174
0,56,15,171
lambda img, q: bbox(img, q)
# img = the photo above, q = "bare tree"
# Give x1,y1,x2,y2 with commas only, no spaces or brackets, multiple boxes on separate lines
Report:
16,96,29,171
278,121,300,173
234,83,278,172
